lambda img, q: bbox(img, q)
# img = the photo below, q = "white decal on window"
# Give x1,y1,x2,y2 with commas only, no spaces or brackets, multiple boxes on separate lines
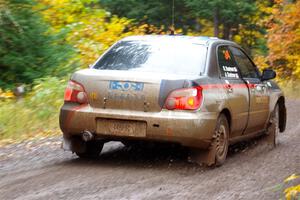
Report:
223,66,238,72
225,72,239,78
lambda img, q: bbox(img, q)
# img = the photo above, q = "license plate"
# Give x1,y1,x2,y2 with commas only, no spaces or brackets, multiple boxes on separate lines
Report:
97,119,146,137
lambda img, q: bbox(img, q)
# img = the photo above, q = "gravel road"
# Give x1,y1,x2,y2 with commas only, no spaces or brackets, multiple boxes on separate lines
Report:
0,100,299,200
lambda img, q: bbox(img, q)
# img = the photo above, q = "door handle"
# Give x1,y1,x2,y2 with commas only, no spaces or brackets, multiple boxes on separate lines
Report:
247,83,256,92
255,84,265,92
225,84,233,93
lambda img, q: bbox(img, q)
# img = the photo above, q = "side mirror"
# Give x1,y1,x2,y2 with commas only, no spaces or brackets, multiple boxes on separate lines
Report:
261,69,276,81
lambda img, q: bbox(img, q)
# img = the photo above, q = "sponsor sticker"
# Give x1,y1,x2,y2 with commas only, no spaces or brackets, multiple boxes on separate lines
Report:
109,81,144,91
222,65,239,78
223,50,231,60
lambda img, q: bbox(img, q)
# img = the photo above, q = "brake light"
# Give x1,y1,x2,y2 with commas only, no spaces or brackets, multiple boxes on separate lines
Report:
164,86,203,110
64,80,88,104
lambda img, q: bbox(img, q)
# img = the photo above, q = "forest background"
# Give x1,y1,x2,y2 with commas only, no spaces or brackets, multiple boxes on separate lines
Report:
0,0,299,142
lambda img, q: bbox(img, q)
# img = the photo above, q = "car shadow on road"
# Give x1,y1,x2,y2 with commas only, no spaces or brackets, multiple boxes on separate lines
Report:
57,135,274,171
62,142,202,171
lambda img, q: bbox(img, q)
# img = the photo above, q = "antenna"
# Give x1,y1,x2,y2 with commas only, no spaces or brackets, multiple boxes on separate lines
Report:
170,0,175,35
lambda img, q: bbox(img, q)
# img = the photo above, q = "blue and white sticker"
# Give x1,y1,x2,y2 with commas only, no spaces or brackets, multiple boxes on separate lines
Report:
109,81,144,91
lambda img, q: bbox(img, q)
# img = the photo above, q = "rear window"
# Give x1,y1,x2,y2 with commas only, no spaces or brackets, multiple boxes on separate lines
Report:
93,40,207,75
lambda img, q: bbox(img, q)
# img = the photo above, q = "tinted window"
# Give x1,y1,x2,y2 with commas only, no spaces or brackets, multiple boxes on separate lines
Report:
230,47,259,78
217,46,240,79
93,40,207,75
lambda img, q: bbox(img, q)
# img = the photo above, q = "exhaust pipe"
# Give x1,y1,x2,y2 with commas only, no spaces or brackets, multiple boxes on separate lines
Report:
82,131,94,142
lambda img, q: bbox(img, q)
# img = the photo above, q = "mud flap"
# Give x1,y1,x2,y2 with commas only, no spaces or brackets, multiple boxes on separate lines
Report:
189,142,217,167
62,137,71,151
265,122,276,147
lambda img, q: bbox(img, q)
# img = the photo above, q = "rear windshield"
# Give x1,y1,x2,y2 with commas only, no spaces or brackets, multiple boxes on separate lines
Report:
93,40,207,75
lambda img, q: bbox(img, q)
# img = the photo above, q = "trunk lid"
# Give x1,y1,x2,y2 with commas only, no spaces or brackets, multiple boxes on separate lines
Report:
72,69,200,112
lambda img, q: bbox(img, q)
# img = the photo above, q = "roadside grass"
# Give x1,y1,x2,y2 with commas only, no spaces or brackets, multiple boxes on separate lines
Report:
0,77,67,146
271,174,300,200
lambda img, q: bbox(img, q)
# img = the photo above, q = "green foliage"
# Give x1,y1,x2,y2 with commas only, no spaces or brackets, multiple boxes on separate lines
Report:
184,0,257,38
100,0,195,33
185,0,256,24
101,0,259,38
0,76,67,142
0,0,74,88
100,0,270,55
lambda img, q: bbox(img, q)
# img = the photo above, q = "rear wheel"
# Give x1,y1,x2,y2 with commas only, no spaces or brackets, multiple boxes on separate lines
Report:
122,141,142,149
76,140,104,158
213,114,229,166
189,114,229,167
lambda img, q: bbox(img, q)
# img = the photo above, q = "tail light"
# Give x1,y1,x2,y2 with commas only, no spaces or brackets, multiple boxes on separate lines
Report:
64,80,88,104
164,86,203,110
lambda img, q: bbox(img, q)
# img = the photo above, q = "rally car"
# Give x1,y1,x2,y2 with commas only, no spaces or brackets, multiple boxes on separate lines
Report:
59,35,286,166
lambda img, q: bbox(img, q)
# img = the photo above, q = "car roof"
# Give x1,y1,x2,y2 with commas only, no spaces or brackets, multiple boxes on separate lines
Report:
121,35,235,46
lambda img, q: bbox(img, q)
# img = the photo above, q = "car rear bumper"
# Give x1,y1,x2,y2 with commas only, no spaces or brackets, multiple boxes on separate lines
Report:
59,103,218,148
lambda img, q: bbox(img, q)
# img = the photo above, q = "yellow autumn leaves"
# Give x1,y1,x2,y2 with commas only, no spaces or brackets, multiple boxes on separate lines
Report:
36,0,153,67
283,174,300,200
0,89,14,99
258,0,300,81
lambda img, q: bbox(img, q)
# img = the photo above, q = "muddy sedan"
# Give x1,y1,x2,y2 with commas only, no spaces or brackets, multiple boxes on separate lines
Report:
59,35,286,166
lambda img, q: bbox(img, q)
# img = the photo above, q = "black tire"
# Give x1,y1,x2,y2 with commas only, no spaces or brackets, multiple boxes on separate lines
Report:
76,140,104,158
122,141,144,149
214,114,229,166
267,104,279,146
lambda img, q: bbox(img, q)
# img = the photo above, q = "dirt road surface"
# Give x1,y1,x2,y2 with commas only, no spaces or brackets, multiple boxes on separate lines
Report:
0,100,299,200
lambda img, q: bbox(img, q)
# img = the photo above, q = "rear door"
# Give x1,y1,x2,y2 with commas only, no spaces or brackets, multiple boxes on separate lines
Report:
217,46,249,137
230,47,270,134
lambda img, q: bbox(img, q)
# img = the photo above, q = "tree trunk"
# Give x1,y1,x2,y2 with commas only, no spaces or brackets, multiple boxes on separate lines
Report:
213,8,219,37
222,24,231,40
